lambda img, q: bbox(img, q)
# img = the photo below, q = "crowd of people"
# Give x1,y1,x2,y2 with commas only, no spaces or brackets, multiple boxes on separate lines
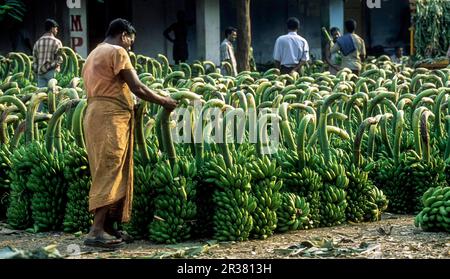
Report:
220,17,368,76
31,15,418,85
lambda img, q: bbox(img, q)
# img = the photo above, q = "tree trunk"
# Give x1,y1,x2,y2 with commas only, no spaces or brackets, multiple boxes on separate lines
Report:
236,0,251,73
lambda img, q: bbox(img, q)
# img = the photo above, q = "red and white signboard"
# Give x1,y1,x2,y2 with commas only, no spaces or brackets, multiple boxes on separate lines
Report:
67,0,88,57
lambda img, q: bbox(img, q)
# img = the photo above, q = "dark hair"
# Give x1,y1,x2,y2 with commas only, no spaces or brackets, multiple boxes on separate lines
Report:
287,17,300,31
395,46,403,50
224,26,237,38
105,18,136,38
330,27,340,35
45,19,59,32
345,19,357,33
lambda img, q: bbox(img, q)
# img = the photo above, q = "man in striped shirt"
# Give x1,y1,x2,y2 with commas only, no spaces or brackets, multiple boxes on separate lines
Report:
273,17,310,75
32,19,63,87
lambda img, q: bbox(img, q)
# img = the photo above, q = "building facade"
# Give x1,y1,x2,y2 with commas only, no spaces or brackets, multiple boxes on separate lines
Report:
0,0,411,66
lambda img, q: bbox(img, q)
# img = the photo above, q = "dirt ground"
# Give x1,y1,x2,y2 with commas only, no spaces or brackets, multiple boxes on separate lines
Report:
0,213,449,259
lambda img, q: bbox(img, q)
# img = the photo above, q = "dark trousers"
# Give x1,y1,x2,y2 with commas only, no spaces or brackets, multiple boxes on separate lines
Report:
280,65,296,75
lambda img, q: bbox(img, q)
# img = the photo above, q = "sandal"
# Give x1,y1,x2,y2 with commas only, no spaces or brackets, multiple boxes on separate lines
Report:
84,235,125,248
112,230,134,244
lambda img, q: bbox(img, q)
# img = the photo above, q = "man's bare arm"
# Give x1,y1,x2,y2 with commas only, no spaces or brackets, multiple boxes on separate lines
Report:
120,69,177,111
292,60,308,73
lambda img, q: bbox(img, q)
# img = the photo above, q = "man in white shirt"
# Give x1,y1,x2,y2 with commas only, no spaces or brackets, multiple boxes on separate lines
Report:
273,17,310,75
220,27,238,76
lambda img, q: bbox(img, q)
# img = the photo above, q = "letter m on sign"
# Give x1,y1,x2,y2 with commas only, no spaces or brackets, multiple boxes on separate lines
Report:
71,15,83,31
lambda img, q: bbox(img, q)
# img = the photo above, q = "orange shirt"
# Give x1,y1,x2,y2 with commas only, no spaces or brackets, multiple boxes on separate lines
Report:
82,43,134,110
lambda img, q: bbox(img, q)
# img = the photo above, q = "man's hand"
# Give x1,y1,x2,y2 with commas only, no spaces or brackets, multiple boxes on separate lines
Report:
163,97,178,112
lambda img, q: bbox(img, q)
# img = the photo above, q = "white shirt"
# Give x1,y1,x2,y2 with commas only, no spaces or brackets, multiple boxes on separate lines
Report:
220,39,237,76
273,31,310,67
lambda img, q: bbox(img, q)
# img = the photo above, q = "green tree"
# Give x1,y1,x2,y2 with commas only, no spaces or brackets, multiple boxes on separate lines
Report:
0,0,26,22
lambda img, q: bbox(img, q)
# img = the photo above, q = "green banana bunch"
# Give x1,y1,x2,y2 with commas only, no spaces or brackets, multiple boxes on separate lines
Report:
415,186,450,232
7,142,67,231
379,150,446,214
27,142,67,231
62,143,92,233
6,143,38,229
276,192,310,232
371,186,388,215
277,148,322,228
124,138,160,239
203,154,255,241
247,156,282,239
311,154,348,227
149,157,197,244
0,144,12,218
345,164,388,222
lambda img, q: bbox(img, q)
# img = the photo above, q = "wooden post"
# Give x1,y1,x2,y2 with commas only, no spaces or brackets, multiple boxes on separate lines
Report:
236,0,251,73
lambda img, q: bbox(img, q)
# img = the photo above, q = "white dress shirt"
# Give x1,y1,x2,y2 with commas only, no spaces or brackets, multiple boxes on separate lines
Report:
273,31,310,67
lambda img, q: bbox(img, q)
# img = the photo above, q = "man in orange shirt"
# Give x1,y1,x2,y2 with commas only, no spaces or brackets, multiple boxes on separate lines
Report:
82,18,177,248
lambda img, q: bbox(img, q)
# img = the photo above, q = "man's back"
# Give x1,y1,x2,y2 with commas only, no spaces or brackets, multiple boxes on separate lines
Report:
333,33,365,71
273,32,309,67
32,35,62,75
83,43,134,109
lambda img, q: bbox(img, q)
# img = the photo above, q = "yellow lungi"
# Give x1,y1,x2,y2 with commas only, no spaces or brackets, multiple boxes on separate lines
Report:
83,97,134,222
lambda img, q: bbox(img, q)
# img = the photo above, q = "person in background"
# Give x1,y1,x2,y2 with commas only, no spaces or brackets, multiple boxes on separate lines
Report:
164,10,191,64
82,18,178,248
220,26,238,76
331,19,366,76
324,27,341,75
32,19,63,87
273,17,310,75
391,46,404,64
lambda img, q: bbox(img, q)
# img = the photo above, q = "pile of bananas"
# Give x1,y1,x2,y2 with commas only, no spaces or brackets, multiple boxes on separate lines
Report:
204,154,256,241
411,157,447,213
0,145,12,218
276,192,310,232
7,144,38,229
149,157,197,244
311,155,348,227
62,144,92,233
2,53,33,85
125,161,156,238
55,47,79,87
277,149,322,228
415,186,450,232
26,142,67,231
346,164,388,222
371,187,389,216
378,151,446,214
247,156,282,239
